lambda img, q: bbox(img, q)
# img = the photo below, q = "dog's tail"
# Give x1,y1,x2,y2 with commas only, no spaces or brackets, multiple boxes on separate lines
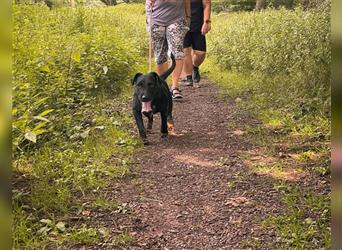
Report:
159,53,176,81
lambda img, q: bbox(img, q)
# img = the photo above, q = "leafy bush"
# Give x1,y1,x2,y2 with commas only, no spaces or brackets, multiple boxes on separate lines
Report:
13,4,146,154
15,0,108,8
203,7,331,248
212,0,256,13
12,4,147,249
211,0,331,13
207,6,331,124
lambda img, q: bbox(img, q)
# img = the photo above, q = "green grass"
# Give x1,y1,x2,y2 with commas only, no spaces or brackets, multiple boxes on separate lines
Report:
13,120,142,249
203,54,330,157
13,4,148,249
67,225,100,245
252,163,300,179
203,6,331,139
202,57,254,99
13,3,331,249
202,17,330,248
91,197,119,210
113,232,134,246
262,185,331,249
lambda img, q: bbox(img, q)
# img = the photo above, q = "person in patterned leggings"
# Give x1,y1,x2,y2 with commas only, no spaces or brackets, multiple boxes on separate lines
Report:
146,0,191,99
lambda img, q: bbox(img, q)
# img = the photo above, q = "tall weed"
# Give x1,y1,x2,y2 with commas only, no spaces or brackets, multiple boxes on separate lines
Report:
206,7,330,132
13,4,146,153
13,4,147,249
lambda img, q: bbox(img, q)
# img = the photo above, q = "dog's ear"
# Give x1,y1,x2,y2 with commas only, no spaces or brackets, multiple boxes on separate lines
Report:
132,73,143,85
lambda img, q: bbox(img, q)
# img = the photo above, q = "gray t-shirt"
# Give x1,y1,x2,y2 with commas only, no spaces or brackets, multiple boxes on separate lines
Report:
146,0,185,27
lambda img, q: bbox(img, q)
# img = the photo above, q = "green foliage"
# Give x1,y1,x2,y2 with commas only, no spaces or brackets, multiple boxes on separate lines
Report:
263,185,331,248
15,0,146,8
205,7,330,134
203,9,331,246
15,0,108,8
211,0,331,12
68,225,99,244
13,4,146,153
113,232,134,246
12,4,147,249
122,0,144,3
212,0,256,12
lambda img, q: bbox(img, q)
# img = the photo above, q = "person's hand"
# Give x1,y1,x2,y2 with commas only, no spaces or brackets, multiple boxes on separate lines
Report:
201,22,211,35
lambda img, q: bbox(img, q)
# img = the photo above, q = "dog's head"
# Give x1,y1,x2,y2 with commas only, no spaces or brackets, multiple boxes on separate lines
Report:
132,72,161,103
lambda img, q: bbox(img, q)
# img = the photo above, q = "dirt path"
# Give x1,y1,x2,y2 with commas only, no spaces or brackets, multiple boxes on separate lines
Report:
97,79,285,250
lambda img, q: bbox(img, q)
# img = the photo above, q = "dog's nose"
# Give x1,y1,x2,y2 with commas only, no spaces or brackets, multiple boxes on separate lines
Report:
142,95,148,101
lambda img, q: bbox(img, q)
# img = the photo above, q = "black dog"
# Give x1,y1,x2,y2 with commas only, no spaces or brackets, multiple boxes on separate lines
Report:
132,54,175,144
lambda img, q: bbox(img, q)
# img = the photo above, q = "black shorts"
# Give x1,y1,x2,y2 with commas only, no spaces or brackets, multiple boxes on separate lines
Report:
183,31,206,52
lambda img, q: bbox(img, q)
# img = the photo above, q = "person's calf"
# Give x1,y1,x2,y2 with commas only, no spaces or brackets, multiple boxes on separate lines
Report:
182,47,193,77
171,59,184,90
192,50,206,83
193,50,206,68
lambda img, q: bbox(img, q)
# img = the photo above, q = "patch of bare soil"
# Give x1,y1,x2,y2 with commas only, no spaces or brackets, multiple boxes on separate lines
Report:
80,79,289,250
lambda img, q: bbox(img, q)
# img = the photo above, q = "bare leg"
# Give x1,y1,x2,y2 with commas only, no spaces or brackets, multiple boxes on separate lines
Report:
156,62,169,76
182,47,193,77
193,50,206,67
171,59,183,90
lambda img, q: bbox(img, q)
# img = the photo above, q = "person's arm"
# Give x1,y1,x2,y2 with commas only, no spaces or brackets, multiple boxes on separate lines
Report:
201,0,211,34
184,0,191,27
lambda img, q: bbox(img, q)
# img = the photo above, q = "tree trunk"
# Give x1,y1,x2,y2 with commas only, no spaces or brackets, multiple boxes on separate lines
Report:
255,0,265,11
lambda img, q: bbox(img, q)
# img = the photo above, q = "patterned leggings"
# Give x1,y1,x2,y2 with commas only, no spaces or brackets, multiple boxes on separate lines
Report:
150,19,189,65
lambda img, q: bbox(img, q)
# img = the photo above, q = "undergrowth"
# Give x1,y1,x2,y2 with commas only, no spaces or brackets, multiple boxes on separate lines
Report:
202,6,330,248
12,4,147,249
13,3,332,248
263,184,330,248
202,56,331,248
204,6,331,135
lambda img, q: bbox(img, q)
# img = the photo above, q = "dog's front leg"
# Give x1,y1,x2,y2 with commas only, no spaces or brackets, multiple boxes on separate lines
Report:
146,112,153,132
133,108,147,142
160,112,168,138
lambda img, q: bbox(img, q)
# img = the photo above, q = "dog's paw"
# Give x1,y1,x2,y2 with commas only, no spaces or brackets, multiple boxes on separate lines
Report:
161,133,168,138
167,122,174,131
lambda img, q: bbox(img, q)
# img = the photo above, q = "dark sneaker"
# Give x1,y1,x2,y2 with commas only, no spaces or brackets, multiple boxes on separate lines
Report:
193,66,201,83
184,75,193,87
